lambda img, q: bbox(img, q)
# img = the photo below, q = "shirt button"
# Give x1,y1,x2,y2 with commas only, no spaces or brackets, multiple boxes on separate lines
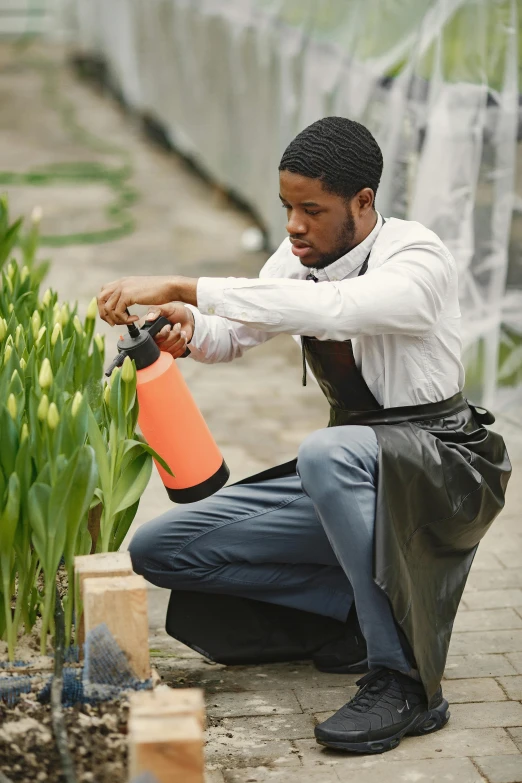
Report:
208,306,215,315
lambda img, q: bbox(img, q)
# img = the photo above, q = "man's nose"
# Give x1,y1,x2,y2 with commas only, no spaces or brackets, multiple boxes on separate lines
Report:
286,211,307,236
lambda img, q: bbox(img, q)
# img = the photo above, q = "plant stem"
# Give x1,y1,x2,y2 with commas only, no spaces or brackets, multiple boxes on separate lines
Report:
51,586,77,783
40,581,54,656
2,579,14,662
64,564,74,650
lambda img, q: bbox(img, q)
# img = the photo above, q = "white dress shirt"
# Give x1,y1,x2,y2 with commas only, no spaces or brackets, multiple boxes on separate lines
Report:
187,215,465,408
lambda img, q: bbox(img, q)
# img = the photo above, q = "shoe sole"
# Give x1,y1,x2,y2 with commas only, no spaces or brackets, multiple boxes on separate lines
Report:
314,657,369,675
315,699,450,754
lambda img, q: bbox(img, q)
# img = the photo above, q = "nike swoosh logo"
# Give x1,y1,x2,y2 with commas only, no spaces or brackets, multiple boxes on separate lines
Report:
397,704,407,714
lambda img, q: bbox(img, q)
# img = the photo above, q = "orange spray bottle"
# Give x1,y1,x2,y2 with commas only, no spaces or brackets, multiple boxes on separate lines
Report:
106,316,229,503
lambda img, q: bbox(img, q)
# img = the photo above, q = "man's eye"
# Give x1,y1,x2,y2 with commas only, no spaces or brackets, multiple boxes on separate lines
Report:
305,210,320,216
281,204,290,210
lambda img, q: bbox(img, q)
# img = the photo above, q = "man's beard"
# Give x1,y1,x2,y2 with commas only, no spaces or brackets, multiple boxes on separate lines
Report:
313,209,357,270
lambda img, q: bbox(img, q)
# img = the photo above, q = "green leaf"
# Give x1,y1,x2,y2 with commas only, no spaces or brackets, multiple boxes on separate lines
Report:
110,500,139,552
122,438,174,476
87,406,111,499
112,450,152,514
0,473,20,552
28,483,56,577
59,445,98,567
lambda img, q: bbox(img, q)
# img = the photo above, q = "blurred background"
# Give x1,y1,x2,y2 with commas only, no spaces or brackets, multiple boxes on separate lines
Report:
0,0,520,424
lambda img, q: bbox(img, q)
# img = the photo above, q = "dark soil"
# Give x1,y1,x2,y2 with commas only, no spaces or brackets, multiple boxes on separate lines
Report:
0,690,129,783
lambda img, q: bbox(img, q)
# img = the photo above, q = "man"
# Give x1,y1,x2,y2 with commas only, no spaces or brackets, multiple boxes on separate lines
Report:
98,117,511,755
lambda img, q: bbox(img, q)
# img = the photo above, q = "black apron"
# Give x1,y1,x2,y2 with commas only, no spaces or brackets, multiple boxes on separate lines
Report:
167,252,511,706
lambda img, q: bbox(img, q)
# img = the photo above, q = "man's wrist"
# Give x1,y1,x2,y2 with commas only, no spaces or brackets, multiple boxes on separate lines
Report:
168,276,199,307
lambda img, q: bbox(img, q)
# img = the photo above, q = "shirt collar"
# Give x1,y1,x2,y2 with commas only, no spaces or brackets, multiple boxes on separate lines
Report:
310,212,383,282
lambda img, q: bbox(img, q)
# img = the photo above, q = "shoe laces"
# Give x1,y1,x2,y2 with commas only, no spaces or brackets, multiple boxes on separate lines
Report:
350,668,410,713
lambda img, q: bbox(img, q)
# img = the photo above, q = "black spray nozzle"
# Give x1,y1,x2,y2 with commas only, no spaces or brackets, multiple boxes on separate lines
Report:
105,314,173,377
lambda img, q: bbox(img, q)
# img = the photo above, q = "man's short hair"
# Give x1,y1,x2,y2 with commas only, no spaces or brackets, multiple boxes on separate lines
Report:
279,116,383,201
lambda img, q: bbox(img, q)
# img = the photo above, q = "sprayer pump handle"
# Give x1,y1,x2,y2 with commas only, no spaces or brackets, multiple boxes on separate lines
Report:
141,316,173,339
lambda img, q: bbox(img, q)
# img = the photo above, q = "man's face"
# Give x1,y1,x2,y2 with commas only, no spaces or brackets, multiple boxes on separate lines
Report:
279,170,365,269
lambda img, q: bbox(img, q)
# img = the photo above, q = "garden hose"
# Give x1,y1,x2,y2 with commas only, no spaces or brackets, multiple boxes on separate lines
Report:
0,50,138,247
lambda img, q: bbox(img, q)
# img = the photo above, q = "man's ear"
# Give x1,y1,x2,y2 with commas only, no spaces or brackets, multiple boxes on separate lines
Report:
355,188,375,216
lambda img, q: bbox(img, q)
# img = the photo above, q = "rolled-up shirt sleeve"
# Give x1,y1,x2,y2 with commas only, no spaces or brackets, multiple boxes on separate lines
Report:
185,305,274,363
196,240,452,340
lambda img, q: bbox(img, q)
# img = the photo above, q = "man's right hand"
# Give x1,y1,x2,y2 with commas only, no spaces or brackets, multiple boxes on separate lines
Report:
143,303,196,359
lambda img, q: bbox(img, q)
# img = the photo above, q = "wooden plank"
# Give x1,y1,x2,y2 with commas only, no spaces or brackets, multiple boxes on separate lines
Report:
130,688,206,729
74,552,134,652
128,714,204,783
83,574,150,680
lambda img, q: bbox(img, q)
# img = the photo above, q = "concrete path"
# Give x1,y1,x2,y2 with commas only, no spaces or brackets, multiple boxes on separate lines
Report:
2,42,522,783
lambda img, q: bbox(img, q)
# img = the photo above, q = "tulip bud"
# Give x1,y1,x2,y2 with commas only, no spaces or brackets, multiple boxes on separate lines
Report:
47,403,59,430
37,394,49,421
21,422,29,443
6,262,15,279
109,366,120,388
71,391,83,417
73,315,83,335
121,356,134,383
94,334,104,352
5,334,13,347
31,310,41,337
38,358,53,389
86,297,98,320
60,304,69,326
53,302,60,315
103,384,111,406
3,344,12,363
19,357,26,370
15,324,23,349
11,369,20,384
20,266,30,283
36,326,46,346
51,323,62,346
7,393,17,420
0,318,6,341
5,275,13,295
31,205,43,224
42,289,52,307
8,303,13,313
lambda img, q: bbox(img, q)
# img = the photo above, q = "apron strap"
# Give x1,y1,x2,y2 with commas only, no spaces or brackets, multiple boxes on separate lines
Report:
466,399,496,425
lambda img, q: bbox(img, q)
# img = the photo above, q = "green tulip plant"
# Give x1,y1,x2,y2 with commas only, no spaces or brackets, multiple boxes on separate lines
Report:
0,196,168,658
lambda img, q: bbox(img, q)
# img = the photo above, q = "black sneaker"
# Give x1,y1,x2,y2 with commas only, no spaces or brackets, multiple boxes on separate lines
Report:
314,668,449,754
313,613,368,674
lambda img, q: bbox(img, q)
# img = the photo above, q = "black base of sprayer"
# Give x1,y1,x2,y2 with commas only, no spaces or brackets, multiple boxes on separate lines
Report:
166,460,230,504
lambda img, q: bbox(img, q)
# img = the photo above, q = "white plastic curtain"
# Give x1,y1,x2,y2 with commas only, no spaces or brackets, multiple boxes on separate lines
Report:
72,0,521,407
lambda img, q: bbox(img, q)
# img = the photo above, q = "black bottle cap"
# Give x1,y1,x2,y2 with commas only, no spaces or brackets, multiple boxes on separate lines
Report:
105,317,172,376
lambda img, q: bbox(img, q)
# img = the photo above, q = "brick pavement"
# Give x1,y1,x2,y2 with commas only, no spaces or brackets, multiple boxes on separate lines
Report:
1,42,522,783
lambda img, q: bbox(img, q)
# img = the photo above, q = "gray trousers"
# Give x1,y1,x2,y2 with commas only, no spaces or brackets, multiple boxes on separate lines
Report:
130,425,411,673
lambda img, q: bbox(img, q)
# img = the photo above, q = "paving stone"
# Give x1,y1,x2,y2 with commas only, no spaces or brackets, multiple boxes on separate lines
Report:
297,728,518,760
453,609,522,632
449,702,522,729
292,756,485,783
206,690,302,718
442,677,507,703
474,754,522,783
449,631,522,655
205,734,299,768
506,654,522,675
215,713,316,741
508,728,522,752
223,768,340,783
205,772,226,783
189,662,359,694
466,571,522,592
445,655,518,678
496,552,522,569
470,550,504,570
462,590,522,611
294,686,357,713
499,676,522,700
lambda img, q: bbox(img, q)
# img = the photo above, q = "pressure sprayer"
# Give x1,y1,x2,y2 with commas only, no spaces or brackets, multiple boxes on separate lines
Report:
106,316,229,503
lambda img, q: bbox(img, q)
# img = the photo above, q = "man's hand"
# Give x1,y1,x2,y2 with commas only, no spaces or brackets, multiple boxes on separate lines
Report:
144,304,195,359
98,275,199,325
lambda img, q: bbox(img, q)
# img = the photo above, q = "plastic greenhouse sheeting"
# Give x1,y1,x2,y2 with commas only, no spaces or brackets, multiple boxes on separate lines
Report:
71,0,521,408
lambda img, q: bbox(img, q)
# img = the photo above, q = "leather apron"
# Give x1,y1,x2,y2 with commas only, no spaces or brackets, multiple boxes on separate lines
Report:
167,253,512,706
